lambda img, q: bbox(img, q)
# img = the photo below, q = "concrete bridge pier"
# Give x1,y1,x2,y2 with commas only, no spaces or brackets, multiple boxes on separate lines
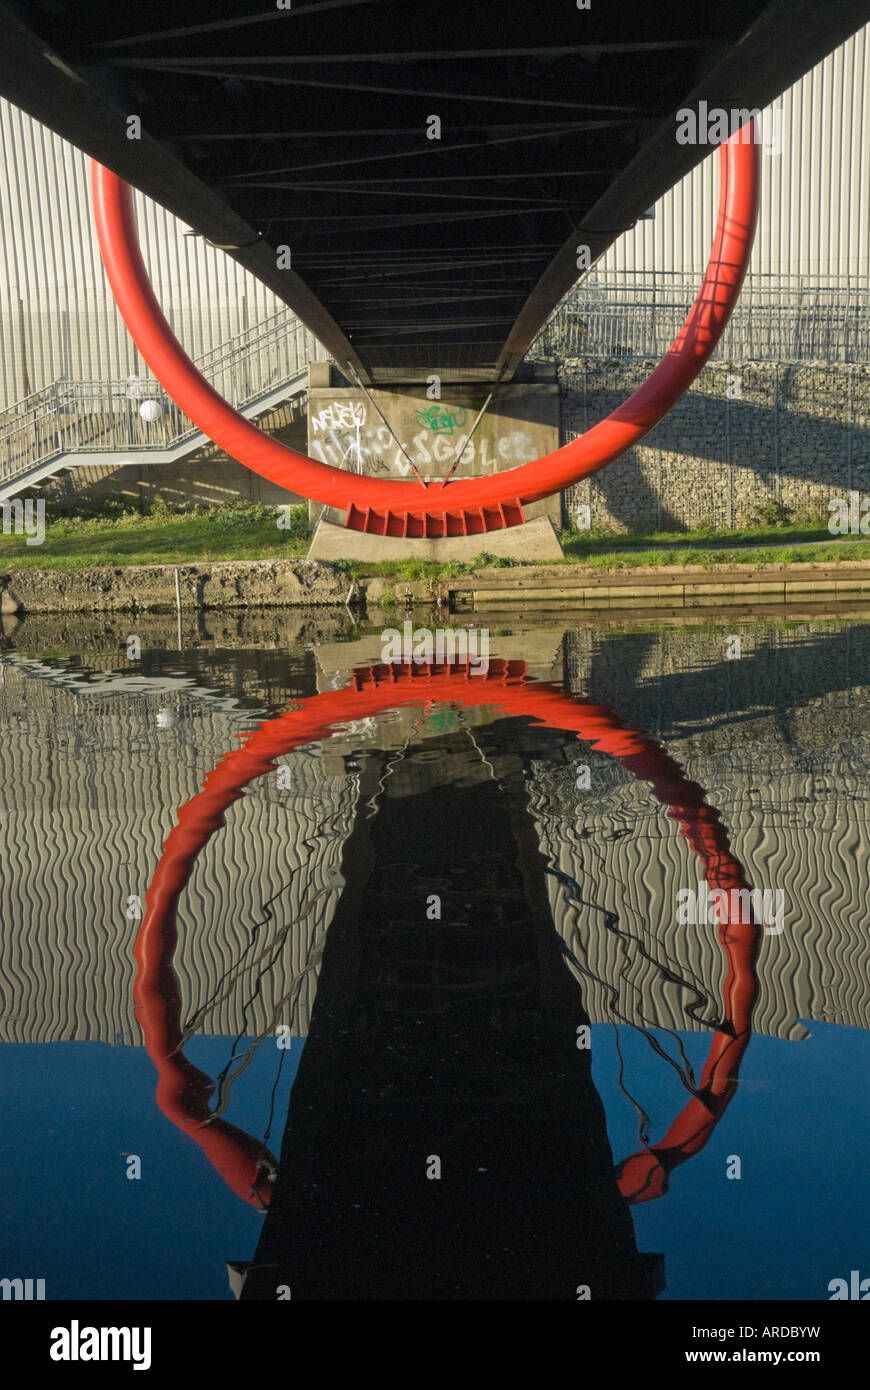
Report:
305,363,565,562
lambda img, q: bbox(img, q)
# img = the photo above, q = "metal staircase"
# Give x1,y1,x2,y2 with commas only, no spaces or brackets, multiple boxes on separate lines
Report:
0,309,324,501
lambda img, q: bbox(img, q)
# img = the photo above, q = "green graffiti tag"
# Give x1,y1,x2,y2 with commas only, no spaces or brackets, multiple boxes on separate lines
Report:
414,403,468,435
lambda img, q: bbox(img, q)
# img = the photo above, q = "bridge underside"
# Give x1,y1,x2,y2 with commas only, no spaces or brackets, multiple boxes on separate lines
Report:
0,1,866,386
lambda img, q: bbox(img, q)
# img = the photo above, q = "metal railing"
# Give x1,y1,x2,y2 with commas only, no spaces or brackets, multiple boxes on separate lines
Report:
0,308,324,486
530,271,870,364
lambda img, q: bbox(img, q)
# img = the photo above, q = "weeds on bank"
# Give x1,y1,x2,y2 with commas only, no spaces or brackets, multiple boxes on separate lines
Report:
0,498,311,568
3,493,869,574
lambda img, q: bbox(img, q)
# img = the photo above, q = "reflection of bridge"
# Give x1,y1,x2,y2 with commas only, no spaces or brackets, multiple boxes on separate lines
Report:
1,621,869,1052
133,659,760,1297
238,692,672,1297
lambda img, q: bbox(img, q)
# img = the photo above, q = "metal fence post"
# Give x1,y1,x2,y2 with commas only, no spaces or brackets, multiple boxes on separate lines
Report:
773,366,780,501
53,382,63,456
725,373,733,529
847,363,854,494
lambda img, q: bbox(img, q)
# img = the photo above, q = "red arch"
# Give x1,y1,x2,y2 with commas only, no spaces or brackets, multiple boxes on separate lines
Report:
135,660,759,1209
91,130,758,539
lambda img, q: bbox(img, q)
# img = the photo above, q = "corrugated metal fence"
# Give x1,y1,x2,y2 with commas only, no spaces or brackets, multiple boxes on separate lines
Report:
0,97,288,410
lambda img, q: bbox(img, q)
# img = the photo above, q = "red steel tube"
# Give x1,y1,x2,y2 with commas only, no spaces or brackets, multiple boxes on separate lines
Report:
91,129,758,531
136,662,759,1208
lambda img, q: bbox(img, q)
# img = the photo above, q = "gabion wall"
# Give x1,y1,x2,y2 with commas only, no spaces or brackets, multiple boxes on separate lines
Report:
560,359,870,532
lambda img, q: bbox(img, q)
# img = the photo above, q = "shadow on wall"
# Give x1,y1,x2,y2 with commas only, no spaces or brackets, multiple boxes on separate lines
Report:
575,452,683,532
561,363,870,532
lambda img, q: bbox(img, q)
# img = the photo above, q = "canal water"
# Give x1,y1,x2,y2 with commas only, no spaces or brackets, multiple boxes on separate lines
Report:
0,610,868,1299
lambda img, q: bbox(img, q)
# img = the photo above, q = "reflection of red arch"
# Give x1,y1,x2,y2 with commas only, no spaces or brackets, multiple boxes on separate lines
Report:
92,132,758,539
136,661,758,1209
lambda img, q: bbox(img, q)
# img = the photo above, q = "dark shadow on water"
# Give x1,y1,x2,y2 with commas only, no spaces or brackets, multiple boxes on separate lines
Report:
241,761,662,1300
130,660,760,1300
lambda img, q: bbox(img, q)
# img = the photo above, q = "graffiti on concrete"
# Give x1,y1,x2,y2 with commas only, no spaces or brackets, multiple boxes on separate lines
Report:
311,400,367,471
311,401,367,433
308,396,538,480
413,403,468,435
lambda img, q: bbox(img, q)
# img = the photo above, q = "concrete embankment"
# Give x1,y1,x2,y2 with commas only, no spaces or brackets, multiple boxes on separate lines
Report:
5,556,870,616
0,559,355,614
435,560,870,612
